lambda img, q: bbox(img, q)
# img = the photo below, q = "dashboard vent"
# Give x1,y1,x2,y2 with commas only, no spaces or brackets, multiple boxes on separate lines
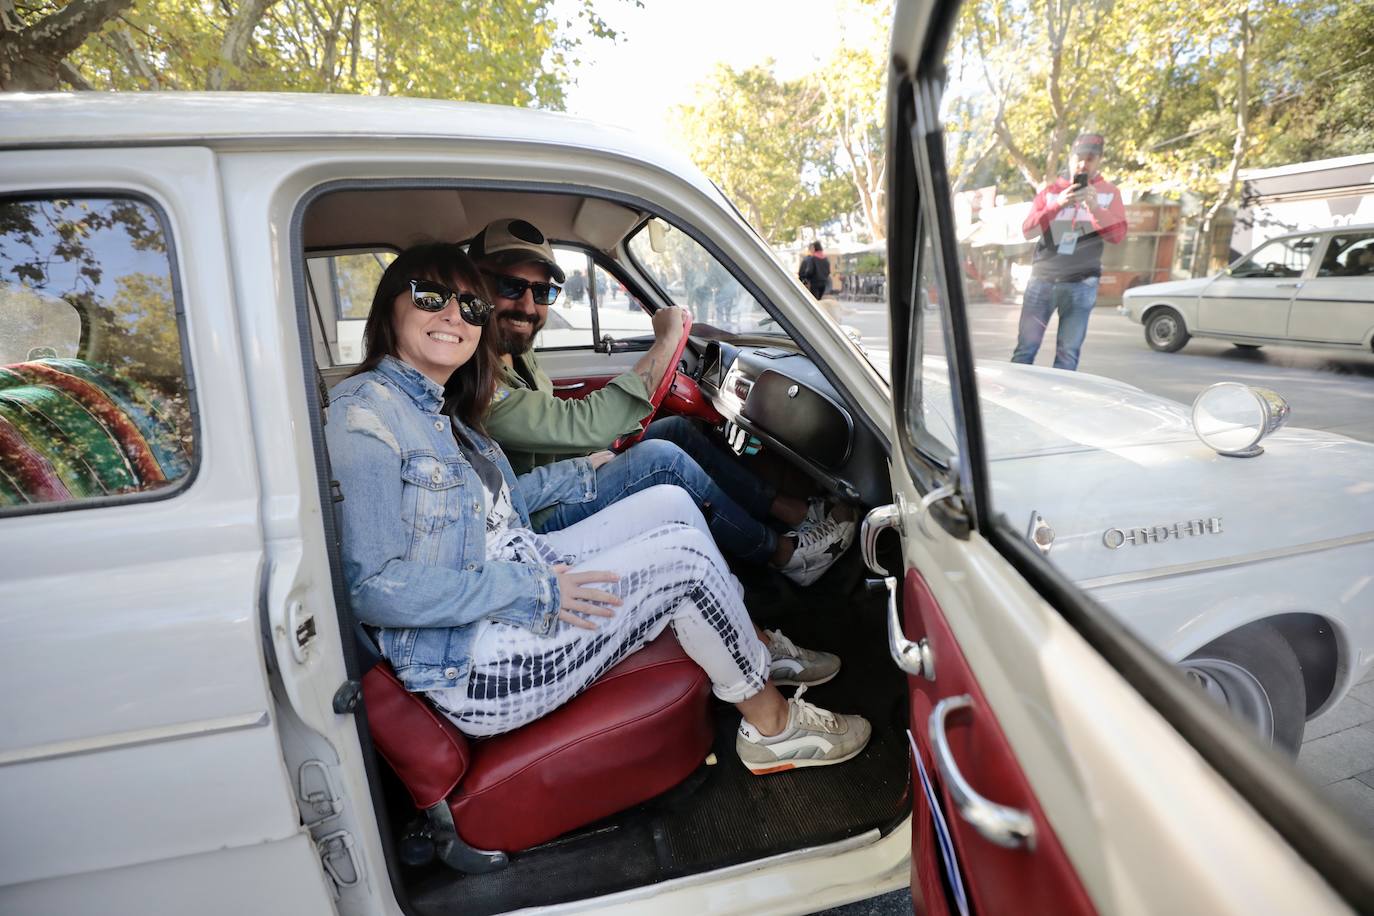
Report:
733,378,752,400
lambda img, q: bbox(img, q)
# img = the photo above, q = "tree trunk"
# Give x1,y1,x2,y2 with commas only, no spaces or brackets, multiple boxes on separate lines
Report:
206,0,276,91
0,0,133,91
1191,9,1250,277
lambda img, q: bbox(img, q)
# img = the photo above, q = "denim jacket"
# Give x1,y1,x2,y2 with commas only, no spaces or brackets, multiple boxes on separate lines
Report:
326,356,598,691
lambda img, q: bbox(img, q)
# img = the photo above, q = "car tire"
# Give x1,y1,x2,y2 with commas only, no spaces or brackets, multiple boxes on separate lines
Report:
1180,622,1306,753
1232,343,1262,350
1144,307,1189,352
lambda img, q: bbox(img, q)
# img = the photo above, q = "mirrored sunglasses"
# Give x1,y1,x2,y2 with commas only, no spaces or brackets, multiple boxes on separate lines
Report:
483,270,562,306
408,279,494,326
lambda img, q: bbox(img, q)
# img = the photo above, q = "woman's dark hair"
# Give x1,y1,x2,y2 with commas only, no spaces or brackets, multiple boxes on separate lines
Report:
350,242,498,433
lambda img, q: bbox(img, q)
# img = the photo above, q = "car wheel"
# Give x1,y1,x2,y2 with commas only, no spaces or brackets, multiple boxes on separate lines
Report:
1232,343,1262,350
1144,307,1189,352
1179,622,1305,753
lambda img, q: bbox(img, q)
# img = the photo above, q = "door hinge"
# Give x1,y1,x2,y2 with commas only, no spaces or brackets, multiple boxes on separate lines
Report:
288,600,316,663
298,759,342,826
333,679,362,714
317,828,364,897
330,479,345,503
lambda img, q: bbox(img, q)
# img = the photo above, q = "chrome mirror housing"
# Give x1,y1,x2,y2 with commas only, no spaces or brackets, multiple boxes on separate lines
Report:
1191,382,1290,457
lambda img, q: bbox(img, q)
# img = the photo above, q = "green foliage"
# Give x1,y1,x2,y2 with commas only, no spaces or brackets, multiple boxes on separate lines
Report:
30,0,638,105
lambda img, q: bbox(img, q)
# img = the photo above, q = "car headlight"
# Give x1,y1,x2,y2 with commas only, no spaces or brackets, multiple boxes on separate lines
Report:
1191,383,1290,457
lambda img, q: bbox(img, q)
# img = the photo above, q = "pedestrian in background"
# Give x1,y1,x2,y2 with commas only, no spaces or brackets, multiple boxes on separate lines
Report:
1011,132,1127,370
798,241,831,301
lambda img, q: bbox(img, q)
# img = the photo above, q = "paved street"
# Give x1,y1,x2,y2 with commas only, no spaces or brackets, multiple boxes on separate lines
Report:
811,297,1374,916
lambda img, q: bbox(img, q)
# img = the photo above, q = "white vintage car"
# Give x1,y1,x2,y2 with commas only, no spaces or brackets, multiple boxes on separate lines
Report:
2,8,1371,915
1120,225,1374,353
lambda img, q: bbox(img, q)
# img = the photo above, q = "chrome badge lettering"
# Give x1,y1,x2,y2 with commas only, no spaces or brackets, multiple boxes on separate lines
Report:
1103,517,1222,550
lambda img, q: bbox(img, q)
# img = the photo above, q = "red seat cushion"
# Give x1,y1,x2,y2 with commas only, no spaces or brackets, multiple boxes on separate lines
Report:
361,632,714,853
451,633,714,852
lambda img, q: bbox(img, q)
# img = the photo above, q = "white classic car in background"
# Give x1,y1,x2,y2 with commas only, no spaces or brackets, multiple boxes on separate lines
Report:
1120,224,1374,353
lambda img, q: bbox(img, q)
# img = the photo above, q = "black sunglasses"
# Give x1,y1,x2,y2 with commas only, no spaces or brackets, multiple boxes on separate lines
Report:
408,279,494,326
483,270,561,306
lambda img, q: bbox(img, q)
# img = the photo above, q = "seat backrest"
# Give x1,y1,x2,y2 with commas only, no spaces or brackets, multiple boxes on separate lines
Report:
361,661,471,809
0,358,190,508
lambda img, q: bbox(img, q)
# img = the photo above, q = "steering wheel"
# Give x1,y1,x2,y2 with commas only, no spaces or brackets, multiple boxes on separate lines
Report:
613,310,693,450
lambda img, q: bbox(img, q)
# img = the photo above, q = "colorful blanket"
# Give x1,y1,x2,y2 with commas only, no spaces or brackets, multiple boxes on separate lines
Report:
0,359,191,509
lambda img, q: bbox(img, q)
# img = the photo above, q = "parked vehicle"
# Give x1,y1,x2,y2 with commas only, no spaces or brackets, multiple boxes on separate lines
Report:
2,6,1371,914
1120,225,1374,353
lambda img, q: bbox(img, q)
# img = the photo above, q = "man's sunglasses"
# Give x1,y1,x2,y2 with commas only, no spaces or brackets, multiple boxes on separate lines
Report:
483,270,562,306
408,279,494,326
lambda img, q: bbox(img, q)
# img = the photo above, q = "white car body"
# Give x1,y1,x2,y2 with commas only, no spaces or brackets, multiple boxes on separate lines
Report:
1120,225,1374,352
0,86,1358,916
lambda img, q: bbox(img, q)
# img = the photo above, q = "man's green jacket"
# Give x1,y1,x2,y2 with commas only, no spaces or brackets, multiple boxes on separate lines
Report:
485,349,653,474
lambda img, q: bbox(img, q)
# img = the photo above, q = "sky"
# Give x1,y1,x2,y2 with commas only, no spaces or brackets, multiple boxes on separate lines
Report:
557,0,876,148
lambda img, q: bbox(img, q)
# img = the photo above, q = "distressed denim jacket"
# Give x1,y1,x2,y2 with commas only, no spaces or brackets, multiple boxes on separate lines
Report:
326,356,598,692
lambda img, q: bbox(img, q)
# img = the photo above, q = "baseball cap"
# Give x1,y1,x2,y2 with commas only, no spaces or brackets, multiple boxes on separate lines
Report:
1073,133,1105,156
467,218,566,283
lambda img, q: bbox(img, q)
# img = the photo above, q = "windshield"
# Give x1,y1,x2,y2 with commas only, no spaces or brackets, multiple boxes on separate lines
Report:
627,218,781,335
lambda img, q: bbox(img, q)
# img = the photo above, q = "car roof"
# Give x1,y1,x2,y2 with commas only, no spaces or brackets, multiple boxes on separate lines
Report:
0,91,710,191
1269,224,1374,239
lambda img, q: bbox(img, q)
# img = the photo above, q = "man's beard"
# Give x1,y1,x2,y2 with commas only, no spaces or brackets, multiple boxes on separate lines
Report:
495,309,543,356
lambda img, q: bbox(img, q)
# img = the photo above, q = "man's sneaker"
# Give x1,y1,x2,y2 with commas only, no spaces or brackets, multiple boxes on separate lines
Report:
780,511,857,586
766,628,840,687
736,686,872,775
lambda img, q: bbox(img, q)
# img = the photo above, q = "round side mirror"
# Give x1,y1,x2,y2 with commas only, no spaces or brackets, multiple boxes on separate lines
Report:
1191,382,1290,457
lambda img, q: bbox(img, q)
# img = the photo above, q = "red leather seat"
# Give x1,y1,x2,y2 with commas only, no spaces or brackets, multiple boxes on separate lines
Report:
362,632,714,855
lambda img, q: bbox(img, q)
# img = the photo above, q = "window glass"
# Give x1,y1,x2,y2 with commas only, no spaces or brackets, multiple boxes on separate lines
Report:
1317,232,1374,277
936,0,1374,828
628,218,779,335
0,197,193,511
902,213,958,462
1230,236,1318,278
533,248,654,350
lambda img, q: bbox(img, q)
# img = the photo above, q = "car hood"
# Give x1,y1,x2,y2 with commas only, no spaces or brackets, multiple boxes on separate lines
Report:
1122,276,1213,299
923,361,1374,585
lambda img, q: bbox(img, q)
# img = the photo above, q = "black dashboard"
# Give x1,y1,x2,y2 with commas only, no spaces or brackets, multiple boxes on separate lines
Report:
690,339,889,506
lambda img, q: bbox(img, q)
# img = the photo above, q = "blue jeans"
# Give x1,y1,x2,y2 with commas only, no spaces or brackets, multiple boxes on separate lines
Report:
535,428,778,565
1010,276,1100,371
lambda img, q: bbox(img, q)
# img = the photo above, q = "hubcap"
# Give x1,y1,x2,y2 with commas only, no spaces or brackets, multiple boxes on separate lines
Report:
1179,657,1276,742
1150,315,1177,344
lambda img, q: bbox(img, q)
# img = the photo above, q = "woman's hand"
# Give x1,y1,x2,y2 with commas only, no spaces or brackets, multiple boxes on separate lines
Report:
553,564,621,629
587,450,615,469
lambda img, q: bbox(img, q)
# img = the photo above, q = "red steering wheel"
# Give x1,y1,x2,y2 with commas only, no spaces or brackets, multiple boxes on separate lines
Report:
613,310,693,450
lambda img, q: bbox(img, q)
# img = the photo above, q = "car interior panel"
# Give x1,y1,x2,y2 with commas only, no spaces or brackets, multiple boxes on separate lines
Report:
297,184,909,913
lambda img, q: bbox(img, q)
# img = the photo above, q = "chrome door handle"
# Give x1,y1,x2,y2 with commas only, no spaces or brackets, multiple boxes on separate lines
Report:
1276,282,1303,288
553,381,587,391
929,695,1036,850
884,576,934,680
861,503,902,575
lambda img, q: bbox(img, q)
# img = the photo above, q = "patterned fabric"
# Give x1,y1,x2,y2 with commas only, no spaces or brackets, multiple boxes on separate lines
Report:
427,485,769,737
0,358,189,509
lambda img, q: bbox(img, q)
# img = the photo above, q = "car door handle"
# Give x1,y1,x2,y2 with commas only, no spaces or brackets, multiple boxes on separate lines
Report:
861,503,902,574
882,575,935,680
1276,282,1303,288
553,382,586,391
930,695,1036,850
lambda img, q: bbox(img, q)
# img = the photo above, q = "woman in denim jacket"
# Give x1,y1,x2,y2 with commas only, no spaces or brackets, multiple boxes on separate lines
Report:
327,243,870,775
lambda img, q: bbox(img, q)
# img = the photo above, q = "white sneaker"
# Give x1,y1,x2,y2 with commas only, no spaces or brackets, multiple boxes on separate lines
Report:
780,510,857,586
766,629,841,687
736,685,872,775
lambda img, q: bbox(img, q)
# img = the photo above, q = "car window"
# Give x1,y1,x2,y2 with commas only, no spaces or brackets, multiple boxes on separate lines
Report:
0,196,194,512
936,0,1374,849
903,213,959,462
627,218,779,335
1317,232,1374,277
1230,236,1319,278
532,247,654,350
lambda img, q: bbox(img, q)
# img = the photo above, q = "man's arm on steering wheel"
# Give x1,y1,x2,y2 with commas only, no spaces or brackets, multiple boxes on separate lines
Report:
630,306,688,393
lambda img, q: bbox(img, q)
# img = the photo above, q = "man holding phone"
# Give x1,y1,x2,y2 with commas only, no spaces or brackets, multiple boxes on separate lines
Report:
1011,132,1127,370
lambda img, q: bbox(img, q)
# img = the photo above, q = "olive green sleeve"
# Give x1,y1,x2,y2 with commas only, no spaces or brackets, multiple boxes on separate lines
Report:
485,372,653,455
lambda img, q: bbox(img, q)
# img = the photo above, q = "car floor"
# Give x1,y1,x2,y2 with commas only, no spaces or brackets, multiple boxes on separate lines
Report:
403,551,912,916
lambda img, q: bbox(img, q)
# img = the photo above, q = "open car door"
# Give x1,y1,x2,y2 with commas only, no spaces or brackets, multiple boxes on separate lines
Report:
874,1,1374,913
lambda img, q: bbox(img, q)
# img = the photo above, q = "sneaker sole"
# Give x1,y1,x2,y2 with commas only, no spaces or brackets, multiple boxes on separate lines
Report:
741,740,870,776
769,669,839,688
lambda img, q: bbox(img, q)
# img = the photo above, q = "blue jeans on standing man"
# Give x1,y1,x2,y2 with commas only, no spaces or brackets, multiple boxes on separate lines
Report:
1010,275,1100,371
535,416,779,565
